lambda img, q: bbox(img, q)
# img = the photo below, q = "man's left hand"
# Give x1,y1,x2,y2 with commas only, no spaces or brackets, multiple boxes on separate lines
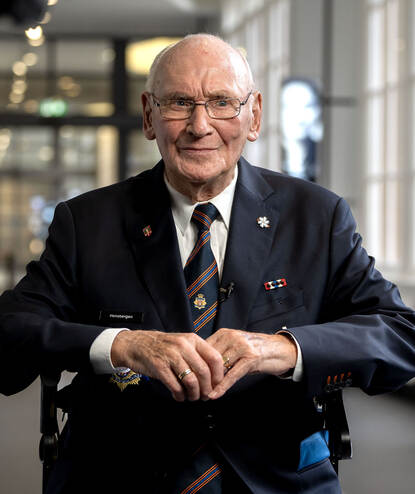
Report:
206,329,298,399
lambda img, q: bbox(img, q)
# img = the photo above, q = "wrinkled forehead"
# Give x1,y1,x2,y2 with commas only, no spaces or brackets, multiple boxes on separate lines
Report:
153,40,251,97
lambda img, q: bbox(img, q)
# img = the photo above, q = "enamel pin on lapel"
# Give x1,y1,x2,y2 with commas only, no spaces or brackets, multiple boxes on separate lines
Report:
257,216,270,228
264,278,287,290
142,225,152,237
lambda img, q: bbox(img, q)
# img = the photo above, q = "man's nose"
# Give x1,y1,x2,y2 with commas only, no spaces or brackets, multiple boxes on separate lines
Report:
186,104,213,137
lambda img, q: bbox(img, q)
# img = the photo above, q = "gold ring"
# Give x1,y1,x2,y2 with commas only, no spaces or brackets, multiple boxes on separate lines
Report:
177,368,193,381
222,355,232,369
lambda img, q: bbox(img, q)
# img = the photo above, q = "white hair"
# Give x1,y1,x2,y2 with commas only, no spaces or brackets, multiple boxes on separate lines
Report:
145,33,254,93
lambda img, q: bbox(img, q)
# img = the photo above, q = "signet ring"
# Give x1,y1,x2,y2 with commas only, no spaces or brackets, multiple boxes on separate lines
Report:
222,355,232,369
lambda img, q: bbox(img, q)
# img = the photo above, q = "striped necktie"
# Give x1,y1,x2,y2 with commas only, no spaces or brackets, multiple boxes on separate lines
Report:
184,203,219,338
168,203,251,493
172,203,222,493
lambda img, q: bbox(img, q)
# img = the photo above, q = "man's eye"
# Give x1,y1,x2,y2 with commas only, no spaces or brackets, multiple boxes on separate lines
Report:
215,100,229,107
172,100,192,107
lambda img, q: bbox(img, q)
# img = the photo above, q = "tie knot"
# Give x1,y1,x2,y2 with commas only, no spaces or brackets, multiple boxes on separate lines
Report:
192,203,218,231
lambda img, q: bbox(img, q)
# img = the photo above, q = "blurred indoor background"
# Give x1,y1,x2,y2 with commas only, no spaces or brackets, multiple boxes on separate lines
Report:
0,0,414,493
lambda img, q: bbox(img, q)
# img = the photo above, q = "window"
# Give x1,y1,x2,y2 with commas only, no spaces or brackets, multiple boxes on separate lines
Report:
363,0,413,276
221,0,291,171
0,36,159,292
0,125,119,290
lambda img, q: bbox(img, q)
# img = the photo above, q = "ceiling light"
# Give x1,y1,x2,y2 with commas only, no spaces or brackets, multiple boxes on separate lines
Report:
28,36,45,47
126,37,182,75
83,102,114,117
23,52,38,66
12,80,27,94
41,12,52,24
67,84,81,98
25,26,43,41
24,100,39,113
58,76,74,91
48,0,59,5
12,61,27,77
9,92,24,104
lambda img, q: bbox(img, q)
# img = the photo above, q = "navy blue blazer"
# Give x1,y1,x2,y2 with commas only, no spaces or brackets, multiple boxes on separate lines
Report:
1,158,415,494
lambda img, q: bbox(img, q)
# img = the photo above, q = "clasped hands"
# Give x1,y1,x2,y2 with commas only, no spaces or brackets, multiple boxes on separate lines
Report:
111,329,297,402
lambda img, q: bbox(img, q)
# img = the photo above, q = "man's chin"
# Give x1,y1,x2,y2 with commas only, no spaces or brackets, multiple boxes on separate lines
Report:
180,163,222,184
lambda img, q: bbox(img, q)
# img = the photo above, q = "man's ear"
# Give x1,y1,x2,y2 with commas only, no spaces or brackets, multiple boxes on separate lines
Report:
141,92,156,140
247,91,262,142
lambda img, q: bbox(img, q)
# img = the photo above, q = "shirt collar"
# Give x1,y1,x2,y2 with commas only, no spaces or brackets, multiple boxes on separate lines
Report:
164,166,238,236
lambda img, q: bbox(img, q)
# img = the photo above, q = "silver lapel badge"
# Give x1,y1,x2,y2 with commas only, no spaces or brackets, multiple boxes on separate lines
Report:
257,216,270,228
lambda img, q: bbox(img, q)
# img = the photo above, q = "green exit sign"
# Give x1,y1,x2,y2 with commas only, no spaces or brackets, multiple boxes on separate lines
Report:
39,98,68,117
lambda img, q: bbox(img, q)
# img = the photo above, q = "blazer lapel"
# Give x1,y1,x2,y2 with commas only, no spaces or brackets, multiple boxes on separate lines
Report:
216,158,280,331
122,162,193,333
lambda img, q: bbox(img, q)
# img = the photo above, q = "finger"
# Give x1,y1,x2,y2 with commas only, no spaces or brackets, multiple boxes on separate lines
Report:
179,369,201,401
182,338,224,399
156,365,186,402
170,354,202,401
208,359,251,400
205,329,237,385
195,339,224,390
159,334,204,401
169,336,210,400
184,356,212,399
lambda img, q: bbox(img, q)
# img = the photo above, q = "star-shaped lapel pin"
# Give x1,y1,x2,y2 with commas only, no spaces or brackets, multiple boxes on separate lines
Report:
257,216,270,228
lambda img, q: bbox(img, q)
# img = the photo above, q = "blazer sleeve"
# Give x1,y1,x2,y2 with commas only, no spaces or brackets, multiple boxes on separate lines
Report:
0,202,105,396
288,197,415,398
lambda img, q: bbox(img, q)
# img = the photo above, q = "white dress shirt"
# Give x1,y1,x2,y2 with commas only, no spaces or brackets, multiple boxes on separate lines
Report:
90,167,303,381
166,168,237,277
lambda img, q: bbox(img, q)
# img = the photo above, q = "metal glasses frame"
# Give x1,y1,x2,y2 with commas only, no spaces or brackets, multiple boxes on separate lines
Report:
151,91,253,120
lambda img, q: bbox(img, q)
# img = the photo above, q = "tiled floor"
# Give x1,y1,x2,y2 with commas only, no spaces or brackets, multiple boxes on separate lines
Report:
0,382,414,493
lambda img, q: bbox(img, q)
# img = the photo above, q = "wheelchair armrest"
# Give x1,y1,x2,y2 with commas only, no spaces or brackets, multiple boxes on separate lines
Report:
324,390,352,461
319,389,352,475
314,389,352,475
39,372,61,494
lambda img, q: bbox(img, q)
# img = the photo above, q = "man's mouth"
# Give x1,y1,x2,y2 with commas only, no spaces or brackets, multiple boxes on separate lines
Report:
180,147,217,152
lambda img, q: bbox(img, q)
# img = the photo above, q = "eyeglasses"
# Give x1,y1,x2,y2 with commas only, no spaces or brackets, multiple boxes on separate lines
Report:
151,92,252,120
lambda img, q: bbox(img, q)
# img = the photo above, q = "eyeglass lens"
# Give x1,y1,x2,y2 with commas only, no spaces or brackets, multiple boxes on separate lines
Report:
159,98,242,119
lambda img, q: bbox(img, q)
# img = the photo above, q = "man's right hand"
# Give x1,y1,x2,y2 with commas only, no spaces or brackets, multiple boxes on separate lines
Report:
111,330,224,402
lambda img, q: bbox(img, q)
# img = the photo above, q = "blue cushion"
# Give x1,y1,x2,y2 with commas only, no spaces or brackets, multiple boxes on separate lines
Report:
297,430,330,471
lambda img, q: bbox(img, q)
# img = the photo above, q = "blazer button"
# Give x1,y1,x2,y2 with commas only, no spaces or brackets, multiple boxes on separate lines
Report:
205,413,216,431
324,383,335,393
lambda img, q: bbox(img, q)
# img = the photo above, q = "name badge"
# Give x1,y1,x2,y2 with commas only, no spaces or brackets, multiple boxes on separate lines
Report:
98,310,144,324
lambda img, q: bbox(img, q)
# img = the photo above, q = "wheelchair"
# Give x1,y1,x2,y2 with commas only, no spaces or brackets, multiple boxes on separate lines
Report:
39,373,352,493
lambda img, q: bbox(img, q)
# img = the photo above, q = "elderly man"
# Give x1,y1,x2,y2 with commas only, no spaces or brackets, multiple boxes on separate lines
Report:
1,34,415,494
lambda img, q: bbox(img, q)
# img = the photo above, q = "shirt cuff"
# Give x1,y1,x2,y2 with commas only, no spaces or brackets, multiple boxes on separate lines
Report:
89,327,130,374
276,330,304,382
